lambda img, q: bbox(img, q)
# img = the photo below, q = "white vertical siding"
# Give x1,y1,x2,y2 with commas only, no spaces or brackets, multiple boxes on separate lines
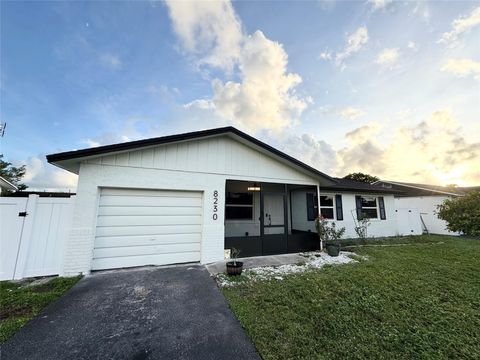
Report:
84,136,315,183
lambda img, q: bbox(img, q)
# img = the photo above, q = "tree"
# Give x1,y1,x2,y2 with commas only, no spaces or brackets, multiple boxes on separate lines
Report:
436,191,480,236
0,154,28,194
343,172,379,184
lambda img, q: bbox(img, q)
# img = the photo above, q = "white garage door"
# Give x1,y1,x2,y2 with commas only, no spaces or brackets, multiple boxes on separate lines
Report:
92,188,203,270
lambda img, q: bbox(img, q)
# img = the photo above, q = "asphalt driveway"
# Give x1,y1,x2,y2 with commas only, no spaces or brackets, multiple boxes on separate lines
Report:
2,265,260,360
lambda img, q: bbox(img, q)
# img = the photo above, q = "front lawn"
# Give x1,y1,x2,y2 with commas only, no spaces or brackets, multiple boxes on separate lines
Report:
0,276,81,343
222,235,480,359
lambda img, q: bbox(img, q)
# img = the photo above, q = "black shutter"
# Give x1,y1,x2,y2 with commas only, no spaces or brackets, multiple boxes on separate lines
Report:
378,196,386,220
306,193,316,221
355,195,363,220
335,194,343,221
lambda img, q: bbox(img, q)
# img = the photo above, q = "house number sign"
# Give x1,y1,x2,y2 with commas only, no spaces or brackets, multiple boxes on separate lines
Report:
213,190,219,220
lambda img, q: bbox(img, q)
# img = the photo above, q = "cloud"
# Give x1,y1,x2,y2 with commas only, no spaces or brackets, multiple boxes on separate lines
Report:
99,53,122,70
335,26,369,65
318,51,332,61
407,41,418,51
82,118,151,147
165,0,308,133
368,0,392,11
441,59,480,80
281,133,337,175
183,99,215,110
336,123,386,175
334,110,480,185
211,31,307,133
438,6,480,48
375,48,400,68
410,1,430,23
338,107,367,120
19,156,78,191
164,0,242,72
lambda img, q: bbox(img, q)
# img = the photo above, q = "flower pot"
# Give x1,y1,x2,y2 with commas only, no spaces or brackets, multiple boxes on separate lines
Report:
326,244,341,257
226,261,243,276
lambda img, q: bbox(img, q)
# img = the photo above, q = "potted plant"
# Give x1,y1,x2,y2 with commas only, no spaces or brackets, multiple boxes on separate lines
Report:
226,247,243,275
315,216,346,257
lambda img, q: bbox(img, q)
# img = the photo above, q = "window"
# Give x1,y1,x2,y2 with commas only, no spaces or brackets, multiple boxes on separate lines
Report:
359,195,378,219
320,195,335,219
225,192,254,220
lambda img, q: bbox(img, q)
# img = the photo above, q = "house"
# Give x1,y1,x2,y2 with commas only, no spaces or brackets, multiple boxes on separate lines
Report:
47,126,400,275
374,180,480,235
0,176,18,195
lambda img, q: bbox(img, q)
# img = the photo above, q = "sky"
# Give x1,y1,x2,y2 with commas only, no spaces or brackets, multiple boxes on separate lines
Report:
1,0,479,191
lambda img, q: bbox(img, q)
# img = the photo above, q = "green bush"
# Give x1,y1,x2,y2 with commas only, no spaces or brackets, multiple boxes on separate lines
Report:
436,191,480,236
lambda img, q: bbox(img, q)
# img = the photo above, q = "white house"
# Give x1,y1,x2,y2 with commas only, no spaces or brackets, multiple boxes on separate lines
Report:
374,180,479,235
47,127,401,276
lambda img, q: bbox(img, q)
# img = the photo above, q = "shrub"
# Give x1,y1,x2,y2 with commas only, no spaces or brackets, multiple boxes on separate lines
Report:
315,216,346,248
354,216,371,243
436,191,480,236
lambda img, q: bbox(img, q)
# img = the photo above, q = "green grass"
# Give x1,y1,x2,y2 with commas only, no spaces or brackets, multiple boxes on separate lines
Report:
0,276,81,343
222,235,480,359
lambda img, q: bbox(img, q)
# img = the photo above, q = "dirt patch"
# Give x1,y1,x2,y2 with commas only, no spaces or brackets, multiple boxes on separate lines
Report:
0,305,33,321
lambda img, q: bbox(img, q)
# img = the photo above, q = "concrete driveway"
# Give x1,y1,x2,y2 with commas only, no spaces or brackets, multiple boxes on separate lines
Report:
2,265,260,360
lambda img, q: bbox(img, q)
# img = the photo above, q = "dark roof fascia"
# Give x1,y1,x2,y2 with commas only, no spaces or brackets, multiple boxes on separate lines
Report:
374,180,463,196
47,126,335,182
320,186,402,195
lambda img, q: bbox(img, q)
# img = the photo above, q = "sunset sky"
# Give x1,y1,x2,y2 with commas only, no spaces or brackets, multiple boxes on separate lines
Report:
1,0,479,190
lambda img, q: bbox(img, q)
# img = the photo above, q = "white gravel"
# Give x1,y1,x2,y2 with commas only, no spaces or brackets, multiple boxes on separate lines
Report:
216,251,366,287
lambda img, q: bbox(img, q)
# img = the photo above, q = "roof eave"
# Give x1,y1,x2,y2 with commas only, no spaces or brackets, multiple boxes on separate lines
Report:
47,127,336,184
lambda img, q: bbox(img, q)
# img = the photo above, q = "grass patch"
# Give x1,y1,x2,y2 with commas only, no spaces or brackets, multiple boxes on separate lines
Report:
0,276,81,343
223,235,480,359
340,234,447,247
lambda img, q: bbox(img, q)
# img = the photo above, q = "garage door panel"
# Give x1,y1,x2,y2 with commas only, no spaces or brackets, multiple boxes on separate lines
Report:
93,188,202,270
93,242,201,259
100,195,202,207
95,224,202,237
96,215,202,227
97,206,202,217
92,252,200,271
101,188,202,198
95,233,201,248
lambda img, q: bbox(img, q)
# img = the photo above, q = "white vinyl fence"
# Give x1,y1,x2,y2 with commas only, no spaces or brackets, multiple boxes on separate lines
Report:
0,195,75,280
395,208,423,236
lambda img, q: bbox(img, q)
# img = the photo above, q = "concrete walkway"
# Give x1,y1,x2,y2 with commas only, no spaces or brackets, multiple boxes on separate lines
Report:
3,265,260,360
206,252,307,275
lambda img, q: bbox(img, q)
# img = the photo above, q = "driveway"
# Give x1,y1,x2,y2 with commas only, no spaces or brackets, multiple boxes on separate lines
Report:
2,265,260,360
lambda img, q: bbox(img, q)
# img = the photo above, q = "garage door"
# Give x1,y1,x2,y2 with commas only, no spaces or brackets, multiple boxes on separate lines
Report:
92,188,203,270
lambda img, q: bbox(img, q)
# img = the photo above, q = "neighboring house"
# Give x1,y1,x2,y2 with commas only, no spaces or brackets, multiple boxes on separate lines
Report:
47,126,400,275
374,180,480,235
0,176,18,195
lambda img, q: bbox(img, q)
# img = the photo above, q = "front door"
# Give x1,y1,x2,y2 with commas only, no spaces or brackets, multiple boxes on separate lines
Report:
261,191,287,255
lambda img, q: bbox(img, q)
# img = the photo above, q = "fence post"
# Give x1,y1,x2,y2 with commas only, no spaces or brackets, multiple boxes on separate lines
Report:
13,194,38,280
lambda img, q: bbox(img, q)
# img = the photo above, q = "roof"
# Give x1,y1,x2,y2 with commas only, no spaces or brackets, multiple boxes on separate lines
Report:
47,126,335,183
0,176,18,191
373,180,480,197
321,178,403,194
